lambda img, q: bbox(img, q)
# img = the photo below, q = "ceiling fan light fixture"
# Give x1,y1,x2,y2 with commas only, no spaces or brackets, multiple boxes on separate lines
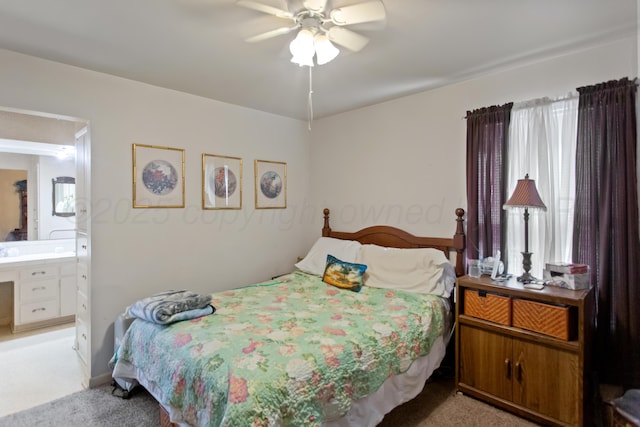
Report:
291,53,315,67
314,34,339,65
289,29,315,66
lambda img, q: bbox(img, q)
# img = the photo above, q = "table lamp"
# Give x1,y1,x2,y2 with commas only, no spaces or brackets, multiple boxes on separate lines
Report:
503,174,547,282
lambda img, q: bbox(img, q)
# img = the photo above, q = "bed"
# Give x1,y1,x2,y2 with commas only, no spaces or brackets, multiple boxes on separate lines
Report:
111,207,466,427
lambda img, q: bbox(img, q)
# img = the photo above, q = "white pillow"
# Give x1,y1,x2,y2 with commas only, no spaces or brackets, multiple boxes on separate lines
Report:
295,237,362,276
356,244,455,298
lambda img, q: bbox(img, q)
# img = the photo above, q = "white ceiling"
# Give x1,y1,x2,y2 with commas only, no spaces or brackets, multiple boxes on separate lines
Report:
0,0,636,121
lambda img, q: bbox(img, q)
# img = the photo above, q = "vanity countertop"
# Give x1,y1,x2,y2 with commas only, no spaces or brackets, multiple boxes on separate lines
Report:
0,251,76,268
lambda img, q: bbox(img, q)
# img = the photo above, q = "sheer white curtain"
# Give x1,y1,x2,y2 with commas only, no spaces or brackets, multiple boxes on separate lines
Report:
505,97,578,278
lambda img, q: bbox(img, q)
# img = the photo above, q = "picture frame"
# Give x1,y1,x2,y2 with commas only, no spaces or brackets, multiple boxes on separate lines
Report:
132,144,185,208
202,153,243,210
254,159,286,209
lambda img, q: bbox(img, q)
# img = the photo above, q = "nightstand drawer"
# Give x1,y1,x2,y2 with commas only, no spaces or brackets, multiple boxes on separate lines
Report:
464,289,511,326
512,298,574,340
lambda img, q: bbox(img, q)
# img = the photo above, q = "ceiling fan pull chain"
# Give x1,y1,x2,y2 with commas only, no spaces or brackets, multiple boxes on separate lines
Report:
307,66,314,131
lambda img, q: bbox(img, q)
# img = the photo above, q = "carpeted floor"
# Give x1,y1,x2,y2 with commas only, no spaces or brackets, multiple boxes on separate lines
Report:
0,382,159,427
0,368,540,427
378,369,539,426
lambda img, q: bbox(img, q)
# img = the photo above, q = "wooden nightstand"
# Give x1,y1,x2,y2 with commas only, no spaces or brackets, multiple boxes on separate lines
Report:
455,275,594,426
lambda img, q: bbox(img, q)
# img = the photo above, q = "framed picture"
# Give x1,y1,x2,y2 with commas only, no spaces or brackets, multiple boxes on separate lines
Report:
132,144,185,208
254,159,286,209
202,154,243,209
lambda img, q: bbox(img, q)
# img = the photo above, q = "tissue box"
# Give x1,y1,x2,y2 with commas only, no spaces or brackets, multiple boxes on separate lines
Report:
543,269,590,290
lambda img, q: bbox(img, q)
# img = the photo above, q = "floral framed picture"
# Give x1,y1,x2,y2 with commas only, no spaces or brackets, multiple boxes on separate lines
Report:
132,144,185,208
254,159,286,209
202,153,242,210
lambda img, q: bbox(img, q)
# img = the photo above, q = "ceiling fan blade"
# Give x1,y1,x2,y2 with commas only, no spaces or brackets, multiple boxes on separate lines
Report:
327,27,369,52
303,0,328,13
246,25,299,42
236,0,293,19
329,1,386,26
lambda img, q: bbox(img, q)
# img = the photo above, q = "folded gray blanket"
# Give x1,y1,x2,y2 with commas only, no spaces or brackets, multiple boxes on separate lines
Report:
126,290,213,325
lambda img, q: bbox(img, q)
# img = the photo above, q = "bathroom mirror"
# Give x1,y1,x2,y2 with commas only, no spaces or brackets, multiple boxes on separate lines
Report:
52,176,75,217
0,107,87,241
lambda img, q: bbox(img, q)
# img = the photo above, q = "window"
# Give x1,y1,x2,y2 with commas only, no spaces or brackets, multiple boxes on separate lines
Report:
505,97,578,277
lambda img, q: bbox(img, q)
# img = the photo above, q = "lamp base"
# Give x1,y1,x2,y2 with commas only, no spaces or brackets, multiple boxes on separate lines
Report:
517,251,537,283
517,272,538,283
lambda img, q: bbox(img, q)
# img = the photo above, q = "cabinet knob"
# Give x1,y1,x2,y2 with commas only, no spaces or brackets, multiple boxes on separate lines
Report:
31,271,46,276
32,286,47,292
32,307,46,313
505,358,511,379
515,361,523,382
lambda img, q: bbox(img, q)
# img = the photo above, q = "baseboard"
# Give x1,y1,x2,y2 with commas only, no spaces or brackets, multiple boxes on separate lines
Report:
89,371,113,388
11,315,75,333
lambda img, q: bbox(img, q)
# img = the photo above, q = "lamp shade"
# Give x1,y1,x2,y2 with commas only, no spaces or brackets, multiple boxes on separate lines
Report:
503,174,547,211
314,34,339,65
290,29,315,67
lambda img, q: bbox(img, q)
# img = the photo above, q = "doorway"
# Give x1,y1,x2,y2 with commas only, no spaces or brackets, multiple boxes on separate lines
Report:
0,106,91,412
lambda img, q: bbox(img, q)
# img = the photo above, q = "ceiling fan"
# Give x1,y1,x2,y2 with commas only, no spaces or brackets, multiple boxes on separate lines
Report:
236,0,386,66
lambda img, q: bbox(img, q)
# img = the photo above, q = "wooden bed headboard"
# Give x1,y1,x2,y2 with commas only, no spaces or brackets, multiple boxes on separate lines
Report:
321,207,466,276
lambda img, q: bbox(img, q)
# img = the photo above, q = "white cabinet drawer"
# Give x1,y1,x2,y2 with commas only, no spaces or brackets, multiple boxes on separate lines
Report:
76,291,89,322
76,234,88,259
76,317,89,363
19,278,58,302
19,266,58,281
77,263,88,295
20,299,58,323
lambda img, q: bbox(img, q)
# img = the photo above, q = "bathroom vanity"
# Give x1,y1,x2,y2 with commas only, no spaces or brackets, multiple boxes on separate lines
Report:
0,240,76,333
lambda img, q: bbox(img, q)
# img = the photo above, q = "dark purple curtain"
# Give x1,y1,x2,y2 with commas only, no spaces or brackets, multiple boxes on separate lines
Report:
573,77,640,388
466,103,513,266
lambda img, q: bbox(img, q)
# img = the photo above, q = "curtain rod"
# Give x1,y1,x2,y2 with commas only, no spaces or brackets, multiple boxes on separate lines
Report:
463,92,578,119
512,92,578,110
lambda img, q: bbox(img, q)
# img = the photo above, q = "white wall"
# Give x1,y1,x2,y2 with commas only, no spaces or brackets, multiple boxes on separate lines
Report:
0,48,313,379
310,37,638,249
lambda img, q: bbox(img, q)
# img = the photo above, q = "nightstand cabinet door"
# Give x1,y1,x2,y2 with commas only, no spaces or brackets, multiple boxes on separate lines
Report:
513,340,579,425
459,324,513,401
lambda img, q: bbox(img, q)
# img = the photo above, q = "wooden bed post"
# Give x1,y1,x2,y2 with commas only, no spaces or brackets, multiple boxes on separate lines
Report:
453,208,466,276
322,208,331,237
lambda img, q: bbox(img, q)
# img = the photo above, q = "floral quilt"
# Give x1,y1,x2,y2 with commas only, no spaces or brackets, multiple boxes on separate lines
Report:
113,271,449,426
